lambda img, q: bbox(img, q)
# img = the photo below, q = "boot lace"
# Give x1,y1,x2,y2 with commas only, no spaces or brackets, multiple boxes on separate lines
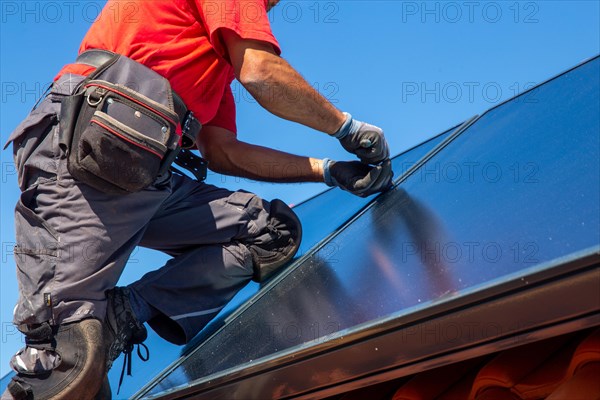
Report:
117,342,149,395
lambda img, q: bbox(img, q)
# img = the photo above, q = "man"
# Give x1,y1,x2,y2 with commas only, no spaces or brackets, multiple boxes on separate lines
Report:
2,0,392,398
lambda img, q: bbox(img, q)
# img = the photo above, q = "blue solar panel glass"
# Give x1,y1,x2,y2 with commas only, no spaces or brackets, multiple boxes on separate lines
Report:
0,373,13,394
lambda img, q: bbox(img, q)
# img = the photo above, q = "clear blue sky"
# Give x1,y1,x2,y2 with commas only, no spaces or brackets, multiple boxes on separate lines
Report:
1,0,599,377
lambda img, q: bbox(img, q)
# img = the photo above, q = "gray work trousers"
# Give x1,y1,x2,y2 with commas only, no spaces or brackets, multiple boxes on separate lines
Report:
7,74,268,344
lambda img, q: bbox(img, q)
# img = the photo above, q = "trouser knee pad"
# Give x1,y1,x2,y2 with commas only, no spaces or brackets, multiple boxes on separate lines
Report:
246,199,302,282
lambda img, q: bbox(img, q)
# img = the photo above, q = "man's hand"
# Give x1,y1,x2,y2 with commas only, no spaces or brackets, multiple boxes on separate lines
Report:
323,158,393,197
334,113,390,165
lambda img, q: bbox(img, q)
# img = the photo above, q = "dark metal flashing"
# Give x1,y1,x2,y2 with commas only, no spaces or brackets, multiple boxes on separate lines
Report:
293,314,600,400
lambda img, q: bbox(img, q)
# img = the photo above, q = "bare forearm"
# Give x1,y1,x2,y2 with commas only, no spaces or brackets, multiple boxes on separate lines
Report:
213,142,323,183
242,54,345,134
199,126,324,183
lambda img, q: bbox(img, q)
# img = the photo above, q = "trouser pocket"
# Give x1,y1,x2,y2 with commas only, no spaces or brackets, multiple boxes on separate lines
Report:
13,185,59,326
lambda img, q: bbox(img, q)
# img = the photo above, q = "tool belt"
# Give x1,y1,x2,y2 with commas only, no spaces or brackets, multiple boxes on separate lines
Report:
59,50,207,194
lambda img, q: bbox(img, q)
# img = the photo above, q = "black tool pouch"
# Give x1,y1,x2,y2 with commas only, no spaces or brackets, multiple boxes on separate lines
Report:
67,80,179,194
59,54,182,194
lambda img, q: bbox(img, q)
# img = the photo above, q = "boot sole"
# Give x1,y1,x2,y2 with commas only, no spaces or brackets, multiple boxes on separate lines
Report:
49,319,106,400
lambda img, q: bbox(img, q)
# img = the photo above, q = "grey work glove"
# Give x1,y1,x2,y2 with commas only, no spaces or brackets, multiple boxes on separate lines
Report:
323,158,394,197
333,112,390,165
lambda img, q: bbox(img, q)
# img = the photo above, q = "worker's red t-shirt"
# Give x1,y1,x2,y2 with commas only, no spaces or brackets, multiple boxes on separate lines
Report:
56,0,280,133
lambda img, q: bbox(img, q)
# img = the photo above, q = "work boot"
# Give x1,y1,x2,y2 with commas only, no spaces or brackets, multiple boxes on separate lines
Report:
3,319,105,400
247,199,302,282
104,287,148,372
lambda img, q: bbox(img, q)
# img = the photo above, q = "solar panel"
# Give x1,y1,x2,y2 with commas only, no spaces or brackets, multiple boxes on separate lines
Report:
138,57,599,399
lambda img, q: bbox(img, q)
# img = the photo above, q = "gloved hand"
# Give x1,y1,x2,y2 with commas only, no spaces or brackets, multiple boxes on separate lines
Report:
323,158,393,197
333,112,390,165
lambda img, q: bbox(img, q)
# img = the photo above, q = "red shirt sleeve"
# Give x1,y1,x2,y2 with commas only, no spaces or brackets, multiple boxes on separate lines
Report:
205,84,237,133
194,0,281,60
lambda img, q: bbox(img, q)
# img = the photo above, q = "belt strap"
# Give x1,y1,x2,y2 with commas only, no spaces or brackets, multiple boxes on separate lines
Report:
174,149,208,182
75,50,200,149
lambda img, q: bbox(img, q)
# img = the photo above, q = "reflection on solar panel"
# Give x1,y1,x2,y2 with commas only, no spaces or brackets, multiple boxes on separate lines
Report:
133,56,599,399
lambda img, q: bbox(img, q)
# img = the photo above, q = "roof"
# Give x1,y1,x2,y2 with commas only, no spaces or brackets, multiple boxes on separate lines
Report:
326,327,600,399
